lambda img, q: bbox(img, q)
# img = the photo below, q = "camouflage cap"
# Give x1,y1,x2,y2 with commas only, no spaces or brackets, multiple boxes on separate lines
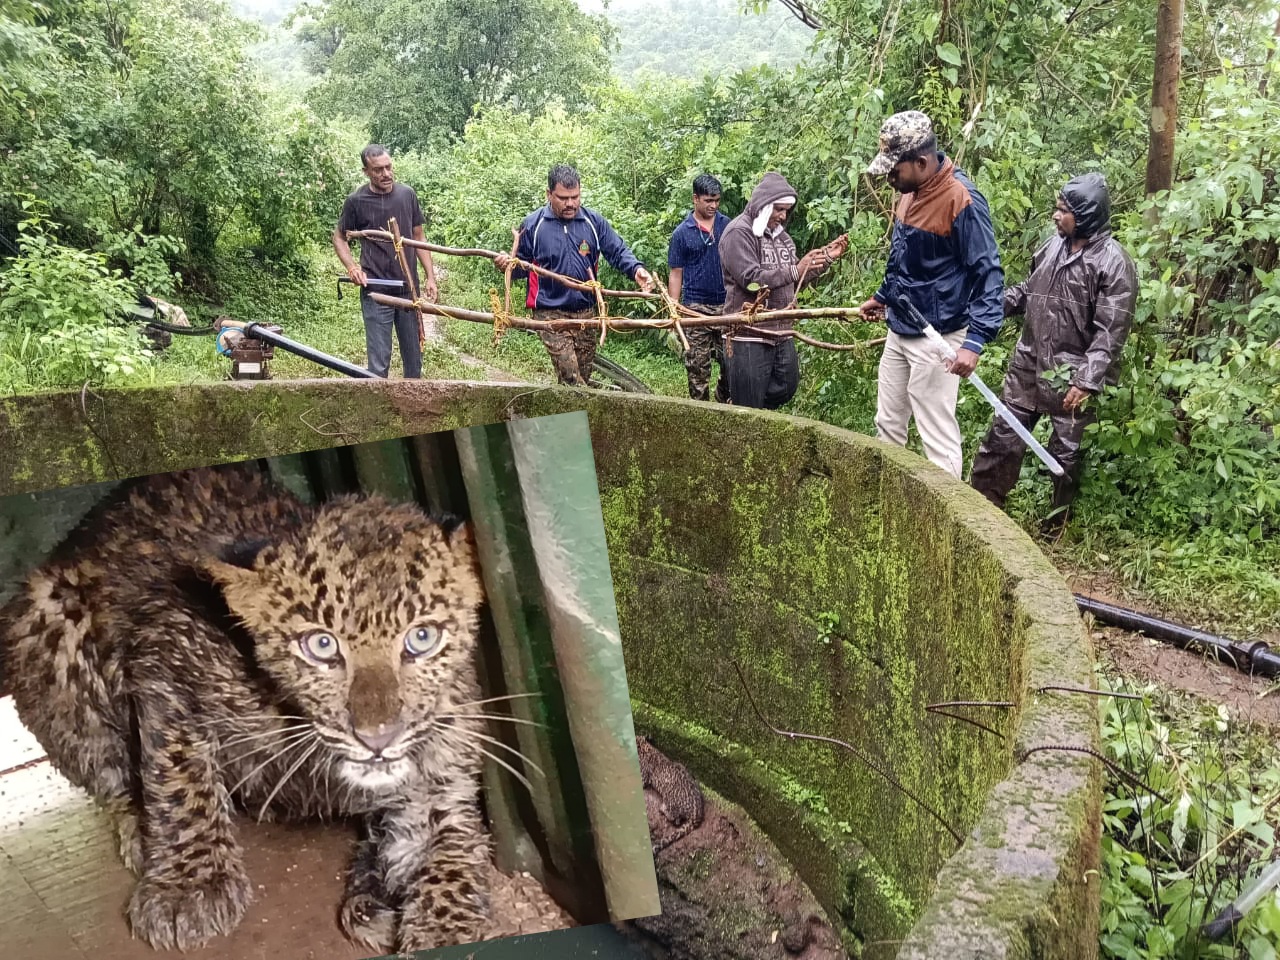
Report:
867,111,935,176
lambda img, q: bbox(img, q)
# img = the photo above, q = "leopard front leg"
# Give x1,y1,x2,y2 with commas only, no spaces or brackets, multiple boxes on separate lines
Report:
379,784,492,953
339,813,398,953
127,696,253,951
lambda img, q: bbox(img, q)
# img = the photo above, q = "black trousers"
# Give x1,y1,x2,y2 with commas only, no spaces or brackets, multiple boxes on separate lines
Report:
725,338,799,410
970,393,1093,517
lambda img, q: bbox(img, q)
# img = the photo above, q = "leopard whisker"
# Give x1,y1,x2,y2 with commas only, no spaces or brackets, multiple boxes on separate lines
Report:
433,726,534,793
257,735,322,823
226,729,316,797
222,726,314,763
452,693,543,708
195,714,313,729
430,722,545,779
437,712,548,730
218,724,315,750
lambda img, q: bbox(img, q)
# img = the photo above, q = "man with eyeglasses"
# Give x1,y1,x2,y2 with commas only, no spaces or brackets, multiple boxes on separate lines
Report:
718,171,848,410
333,144,440,378
495,164,654,386
970,173,1136,535
667,174,733,402
859,110,1004,479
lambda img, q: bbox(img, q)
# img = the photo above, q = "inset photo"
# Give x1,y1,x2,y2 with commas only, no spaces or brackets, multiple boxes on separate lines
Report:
0,412,657,959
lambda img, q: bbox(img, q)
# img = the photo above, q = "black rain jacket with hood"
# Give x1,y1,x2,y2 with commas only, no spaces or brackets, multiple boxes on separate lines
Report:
1003,172,1138,407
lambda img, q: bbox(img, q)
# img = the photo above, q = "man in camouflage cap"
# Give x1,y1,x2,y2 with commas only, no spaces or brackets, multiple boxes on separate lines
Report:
866,110,937,177
859,110,1005,479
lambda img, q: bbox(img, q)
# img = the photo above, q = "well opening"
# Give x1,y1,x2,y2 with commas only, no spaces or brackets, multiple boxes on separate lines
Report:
0,380,1103,959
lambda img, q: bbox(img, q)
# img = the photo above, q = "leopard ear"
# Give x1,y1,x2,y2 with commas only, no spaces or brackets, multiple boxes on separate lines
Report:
220,537,273,570
441,516,475,558
199,538,270,598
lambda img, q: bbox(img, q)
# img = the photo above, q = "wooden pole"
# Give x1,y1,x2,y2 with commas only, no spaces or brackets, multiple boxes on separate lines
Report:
1145,0,1184,196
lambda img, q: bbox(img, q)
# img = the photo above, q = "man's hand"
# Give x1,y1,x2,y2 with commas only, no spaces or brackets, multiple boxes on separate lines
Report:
634,266,655,293
424,278,439,302
857,297,885,321
494,253,514,271
826,233,850,260
1063,385,1091,411
946,347,980,378
347,263,368,286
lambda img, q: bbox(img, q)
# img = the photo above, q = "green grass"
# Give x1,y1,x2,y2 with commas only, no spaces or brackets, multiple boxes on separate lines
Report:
1096,668,1280,959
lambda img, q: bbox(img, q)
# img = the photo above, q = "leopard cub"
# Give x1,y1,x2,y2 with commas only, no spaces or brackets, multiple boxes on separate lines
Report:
0,463,495,954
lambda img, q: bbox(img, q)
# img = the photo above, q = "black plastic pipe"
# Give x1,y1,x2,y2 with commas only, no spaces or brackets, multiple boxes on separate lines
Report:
1075,594,1280,679
242,322,381,380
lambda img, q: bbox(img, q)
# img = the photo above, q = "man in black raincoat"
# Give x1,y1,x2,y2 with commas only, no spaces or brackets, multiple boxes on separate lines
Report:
970,172,1138,531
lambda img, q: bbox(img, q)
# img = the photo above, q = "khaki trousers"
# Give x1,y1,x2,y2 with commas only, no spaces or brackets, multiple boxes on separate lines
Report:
874,327,969,479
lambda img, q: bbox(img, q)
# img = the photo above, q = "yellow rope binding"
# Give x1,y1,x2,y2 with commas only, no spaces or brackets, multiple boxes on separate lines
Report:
488,289,511,346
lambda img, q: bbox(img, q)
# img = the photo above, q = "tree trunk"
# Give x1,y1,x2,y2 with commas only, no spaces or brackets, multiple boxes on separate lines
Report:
1261,8,1280,97
1144,0,1184,196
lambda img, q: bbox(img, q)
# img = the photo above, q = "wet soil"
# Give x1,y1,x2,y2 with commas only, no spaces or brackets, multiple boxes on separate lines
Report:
620,744,848,960
1066,569,1280,732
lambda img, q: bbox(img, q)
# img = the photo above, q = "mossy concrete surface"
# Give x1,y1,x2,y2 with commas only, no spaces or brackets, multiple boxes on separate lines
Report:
0,380,1100,958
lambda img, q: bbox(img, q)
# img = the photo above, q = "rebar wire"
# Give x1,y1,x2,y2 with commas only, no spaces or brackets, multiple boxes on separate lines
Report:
732,661,964,847
1035,684,1145,701
1017,744,1170,804
924,700,1013,739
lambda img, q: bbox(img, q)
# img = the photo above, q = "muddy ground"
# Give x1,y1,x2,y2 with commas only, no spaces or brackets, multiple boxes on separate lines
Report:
1066,569,1280,731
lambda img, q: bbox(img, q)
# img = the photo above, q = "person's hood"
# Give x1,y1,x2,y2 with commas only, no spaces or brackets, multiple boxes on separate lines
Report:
744,172,798,236
1060,172,1111,239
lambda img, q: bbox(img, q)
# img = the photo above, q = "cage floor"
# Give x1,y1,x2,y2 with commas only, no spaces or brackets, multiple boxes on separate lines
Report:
0,697,574,959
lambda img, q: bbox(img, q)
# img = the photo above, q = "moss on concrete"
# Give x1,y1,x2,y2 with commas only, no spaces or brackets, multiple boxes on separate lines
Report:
0,381,1100,959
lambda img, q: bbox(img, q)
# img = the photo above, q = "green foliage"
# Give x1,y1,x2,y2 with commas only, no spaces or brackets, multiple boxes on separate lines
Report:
0,205,153,390
600,0,812,84
293,0,617,152
0,0,347,274
1098,674,1280,959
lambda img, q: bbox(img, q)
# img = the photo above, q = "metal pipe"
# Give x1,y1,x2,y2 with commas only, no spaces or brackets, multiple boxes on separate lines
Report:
505,413,661,923
1074,594,1280,678
242,322,381,379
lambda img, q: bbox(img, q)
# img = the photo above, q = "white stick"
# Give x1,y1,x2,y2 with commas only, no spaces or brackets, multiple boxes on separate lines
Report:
918,323,1066,478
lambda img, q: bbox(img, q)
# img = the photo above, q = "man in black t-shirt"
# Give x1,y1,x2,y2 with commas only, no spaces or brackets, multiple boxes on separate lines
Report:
333,144,440,378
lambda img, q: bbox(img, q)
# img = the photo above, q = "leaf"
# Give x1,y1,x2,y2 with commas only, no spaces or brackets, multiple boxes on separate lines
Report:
1248,167,1264,206
936,42,962,66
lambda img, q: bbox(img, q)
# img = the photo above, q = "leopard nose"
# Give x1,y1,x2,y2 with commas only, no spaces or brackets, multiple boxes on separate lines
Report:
353,721,403,757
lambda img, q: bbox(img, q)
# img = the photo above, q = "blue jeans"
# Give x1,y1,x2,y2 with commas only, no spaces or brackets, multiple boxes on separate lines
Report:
360,288,422,379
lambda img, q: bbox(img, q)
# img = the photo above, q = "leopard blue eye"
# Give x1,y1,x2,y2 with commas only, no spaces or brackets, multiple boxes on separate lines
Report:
404,625,445,658
299,631,342,664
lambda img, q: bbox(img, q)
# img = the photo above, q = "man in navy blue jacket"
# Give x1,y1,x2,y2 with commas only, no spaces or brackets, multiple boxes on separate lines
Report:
858,111,1005,479
496,165,654,386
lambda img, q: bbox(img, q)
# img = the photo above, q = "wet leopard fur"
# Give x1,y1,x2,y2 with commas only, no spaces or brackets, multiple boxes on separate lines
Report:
0,463,493,954
636,735,704,852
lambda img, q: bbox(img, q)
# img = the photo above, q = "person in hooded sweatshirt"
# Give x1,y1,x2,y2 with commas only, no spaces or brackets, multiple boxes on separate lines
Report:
969,172,1137,533
859,111,1004,479
718,171,849,409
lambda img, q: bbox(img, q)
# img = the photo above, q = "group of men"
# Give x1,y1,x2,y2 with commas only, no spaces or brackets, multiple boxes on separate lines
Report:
333,109,1137,529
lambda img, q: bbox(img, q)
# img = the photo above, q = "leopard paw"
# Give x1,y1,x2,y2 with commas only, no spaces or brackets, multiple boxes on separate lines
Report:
127,865,252,951
339,891,398,953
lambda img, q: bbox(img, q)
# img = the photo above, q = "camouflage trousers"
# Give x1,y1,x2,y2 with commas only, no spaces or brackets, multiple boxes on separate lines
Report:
534,307,600,386
681,303,726,402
